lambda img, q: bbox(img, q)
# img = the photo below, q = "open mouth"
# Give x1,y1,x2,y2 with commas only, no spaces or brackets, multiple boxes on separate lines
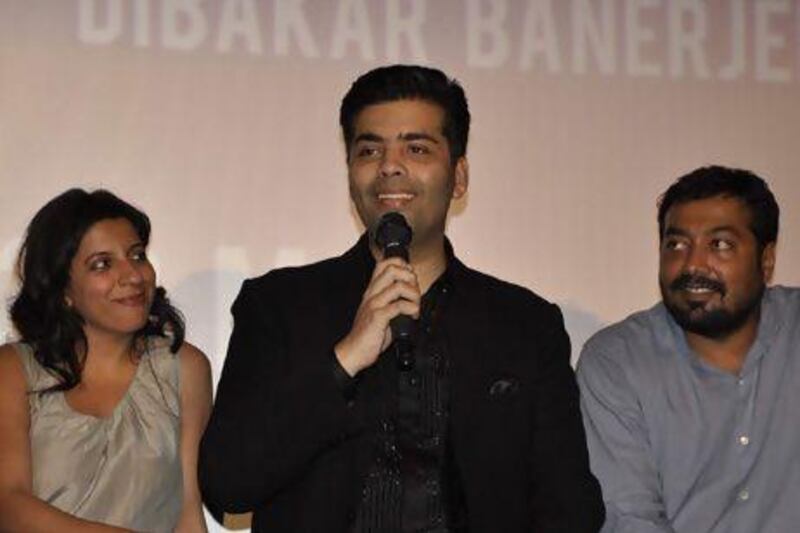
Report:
670,274,725,296
684,286,716,294
377,192,415,207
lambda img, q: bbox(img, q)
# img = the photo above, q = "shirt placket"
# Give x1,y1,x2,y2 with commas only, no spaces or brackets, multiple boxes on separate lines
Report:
732,364,760,507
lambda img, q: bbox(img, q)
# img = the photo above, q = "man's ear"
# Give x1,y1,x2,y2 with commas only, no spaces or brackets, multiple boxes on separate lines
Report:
761,242,776,283
452,157,469,200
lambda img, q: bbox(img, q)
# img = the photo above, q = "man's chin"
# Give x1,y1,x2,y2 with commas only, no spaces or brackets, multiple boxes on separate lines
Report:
664,301,755,339
675,312,734,338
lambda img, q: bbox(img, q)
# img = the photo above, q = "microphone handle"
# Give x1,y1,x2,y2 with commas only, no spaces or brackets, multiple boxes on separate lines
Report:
384,242,414,340
383,242,408,262
383,242,416,370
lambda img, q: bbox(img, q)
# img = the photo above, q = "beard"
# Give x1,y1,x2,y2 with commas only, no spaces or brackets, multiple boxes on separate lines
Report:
661,273,765,339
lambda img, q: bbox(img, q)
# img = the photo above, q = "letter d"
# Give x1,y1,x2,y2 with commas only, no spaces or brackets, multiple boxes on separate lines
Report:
78,0,122,45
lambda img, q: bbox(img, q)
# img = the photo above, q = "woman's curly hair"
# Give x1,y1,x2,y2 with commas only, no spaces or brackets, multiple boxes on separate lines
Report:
9,188,184,393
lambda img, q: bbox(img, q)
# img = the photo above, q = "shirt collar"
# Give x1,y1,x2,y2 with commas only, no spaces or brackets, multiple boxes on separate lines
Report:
663,286,782,377
353,232,458,296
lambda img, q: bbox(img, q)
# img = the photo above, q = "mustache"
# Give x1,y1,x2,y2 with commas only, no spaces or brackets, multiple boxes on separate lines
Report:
669,273,726,295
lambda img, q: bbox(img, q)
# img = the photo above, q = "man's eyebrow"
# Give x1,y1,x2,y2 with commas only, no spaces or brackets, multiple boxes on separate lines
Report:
353,132,383,144
709,225,742,235
663,227,689,238
399,132,439,144
663,225,745,239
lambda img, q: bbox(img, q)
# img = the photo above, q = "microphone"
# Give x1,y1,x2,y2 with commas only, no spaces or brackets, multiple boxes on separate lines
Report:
372,212,416,371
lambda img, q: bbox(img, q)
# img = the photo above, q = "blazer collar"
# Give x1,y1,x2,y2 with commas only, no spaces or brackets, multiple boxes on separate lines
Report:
340,232,467,291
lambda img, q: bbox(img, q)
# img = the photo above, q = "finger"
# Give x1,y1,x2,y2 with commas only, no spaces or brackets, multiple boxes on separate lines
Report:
368,280,421,310
384,299,421,322
371,299,421,329
370,257,412,281
364,264,418,299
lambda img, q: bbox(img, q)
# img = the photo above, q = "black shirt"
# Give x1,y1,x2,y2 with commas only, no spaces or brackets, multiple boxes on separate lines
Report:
337,271,466,532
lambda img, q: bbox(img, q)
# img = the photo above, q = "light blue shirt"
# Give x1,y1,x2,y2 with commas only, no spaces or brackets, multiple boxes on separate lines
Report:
577,286,800,533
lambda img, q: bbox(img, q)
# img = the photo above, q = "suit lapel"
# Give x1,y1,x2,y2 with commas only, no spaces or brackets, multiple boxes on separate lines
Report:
317,235,386,506
444,260,494,441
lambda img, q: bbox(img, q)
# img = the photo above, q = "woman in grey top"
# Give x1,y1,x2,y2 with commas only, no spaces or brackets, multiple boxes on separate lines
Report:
0,189,212,532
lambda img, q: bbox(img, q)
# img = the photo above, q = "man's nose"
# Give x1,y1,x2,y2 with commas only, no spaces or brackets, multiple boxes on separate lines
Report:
684,245,710,274
378,146,405,178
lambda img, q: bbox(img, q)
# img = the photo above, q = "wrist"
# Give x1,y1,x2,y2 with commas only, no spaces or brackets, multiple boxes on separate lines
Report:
334,341,362,377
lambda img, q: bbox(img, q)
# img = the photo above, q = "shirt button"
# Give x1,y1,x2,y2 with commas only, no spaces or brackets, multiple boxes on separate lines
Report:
739,435,750,446
739,489,750,501
737,378,745,386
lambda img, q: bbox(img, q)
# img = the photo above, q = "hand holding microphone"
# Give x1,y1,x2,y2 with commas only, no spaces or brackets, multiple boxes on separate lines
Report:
334,213,420,376
373,213,417,360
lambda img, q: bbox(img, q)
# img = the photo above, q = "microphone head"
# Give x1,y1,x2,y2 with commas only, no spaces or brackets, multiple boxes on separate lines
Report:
372,212,412,253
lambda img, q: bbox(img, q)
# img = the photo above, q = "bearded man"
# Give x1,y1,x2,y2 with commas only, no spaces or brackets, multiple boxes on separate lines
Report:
578,166,800,533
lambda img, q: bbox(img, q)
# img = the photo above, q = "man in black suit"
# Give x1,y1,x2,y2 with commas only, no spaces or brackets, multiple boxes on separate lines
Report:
199,65,603,532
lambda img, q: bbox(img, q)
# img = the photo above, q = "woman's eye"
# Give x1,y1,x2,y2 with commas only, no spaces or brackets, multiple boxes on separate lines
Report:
90,258,111,271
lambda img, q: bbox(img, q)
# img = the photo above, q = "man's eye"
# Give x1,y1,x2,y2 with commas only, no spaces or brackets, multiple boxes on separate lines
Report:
408,144,430,155
663,239,686,251
711,239,734,251
356,146,379,158
132,250,148,262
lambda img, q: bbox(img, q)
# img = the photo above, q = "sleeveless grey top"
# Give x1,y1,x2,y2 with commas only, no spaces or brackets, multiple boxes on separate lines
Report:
16,339,183,532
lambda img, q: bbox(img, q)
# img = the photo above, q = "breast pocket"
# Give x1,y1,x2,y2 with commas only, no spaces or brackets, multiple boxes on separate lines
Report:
466,373,532,456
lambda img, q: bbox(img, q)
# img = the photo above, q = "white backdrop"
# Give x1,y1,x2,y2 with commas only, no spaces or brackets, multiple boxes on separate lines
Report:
2,1,800,530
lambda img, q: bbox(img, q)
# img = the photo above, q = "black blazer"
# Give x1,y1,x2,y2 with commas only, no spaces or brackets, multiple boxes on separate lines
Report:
199,237,604,532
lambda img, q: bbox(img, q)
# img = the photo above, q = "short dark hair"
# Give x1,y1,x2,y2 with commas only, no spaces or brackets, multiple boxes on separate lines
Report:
339,64,470,163
657,165,779,250
10,188,184,393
